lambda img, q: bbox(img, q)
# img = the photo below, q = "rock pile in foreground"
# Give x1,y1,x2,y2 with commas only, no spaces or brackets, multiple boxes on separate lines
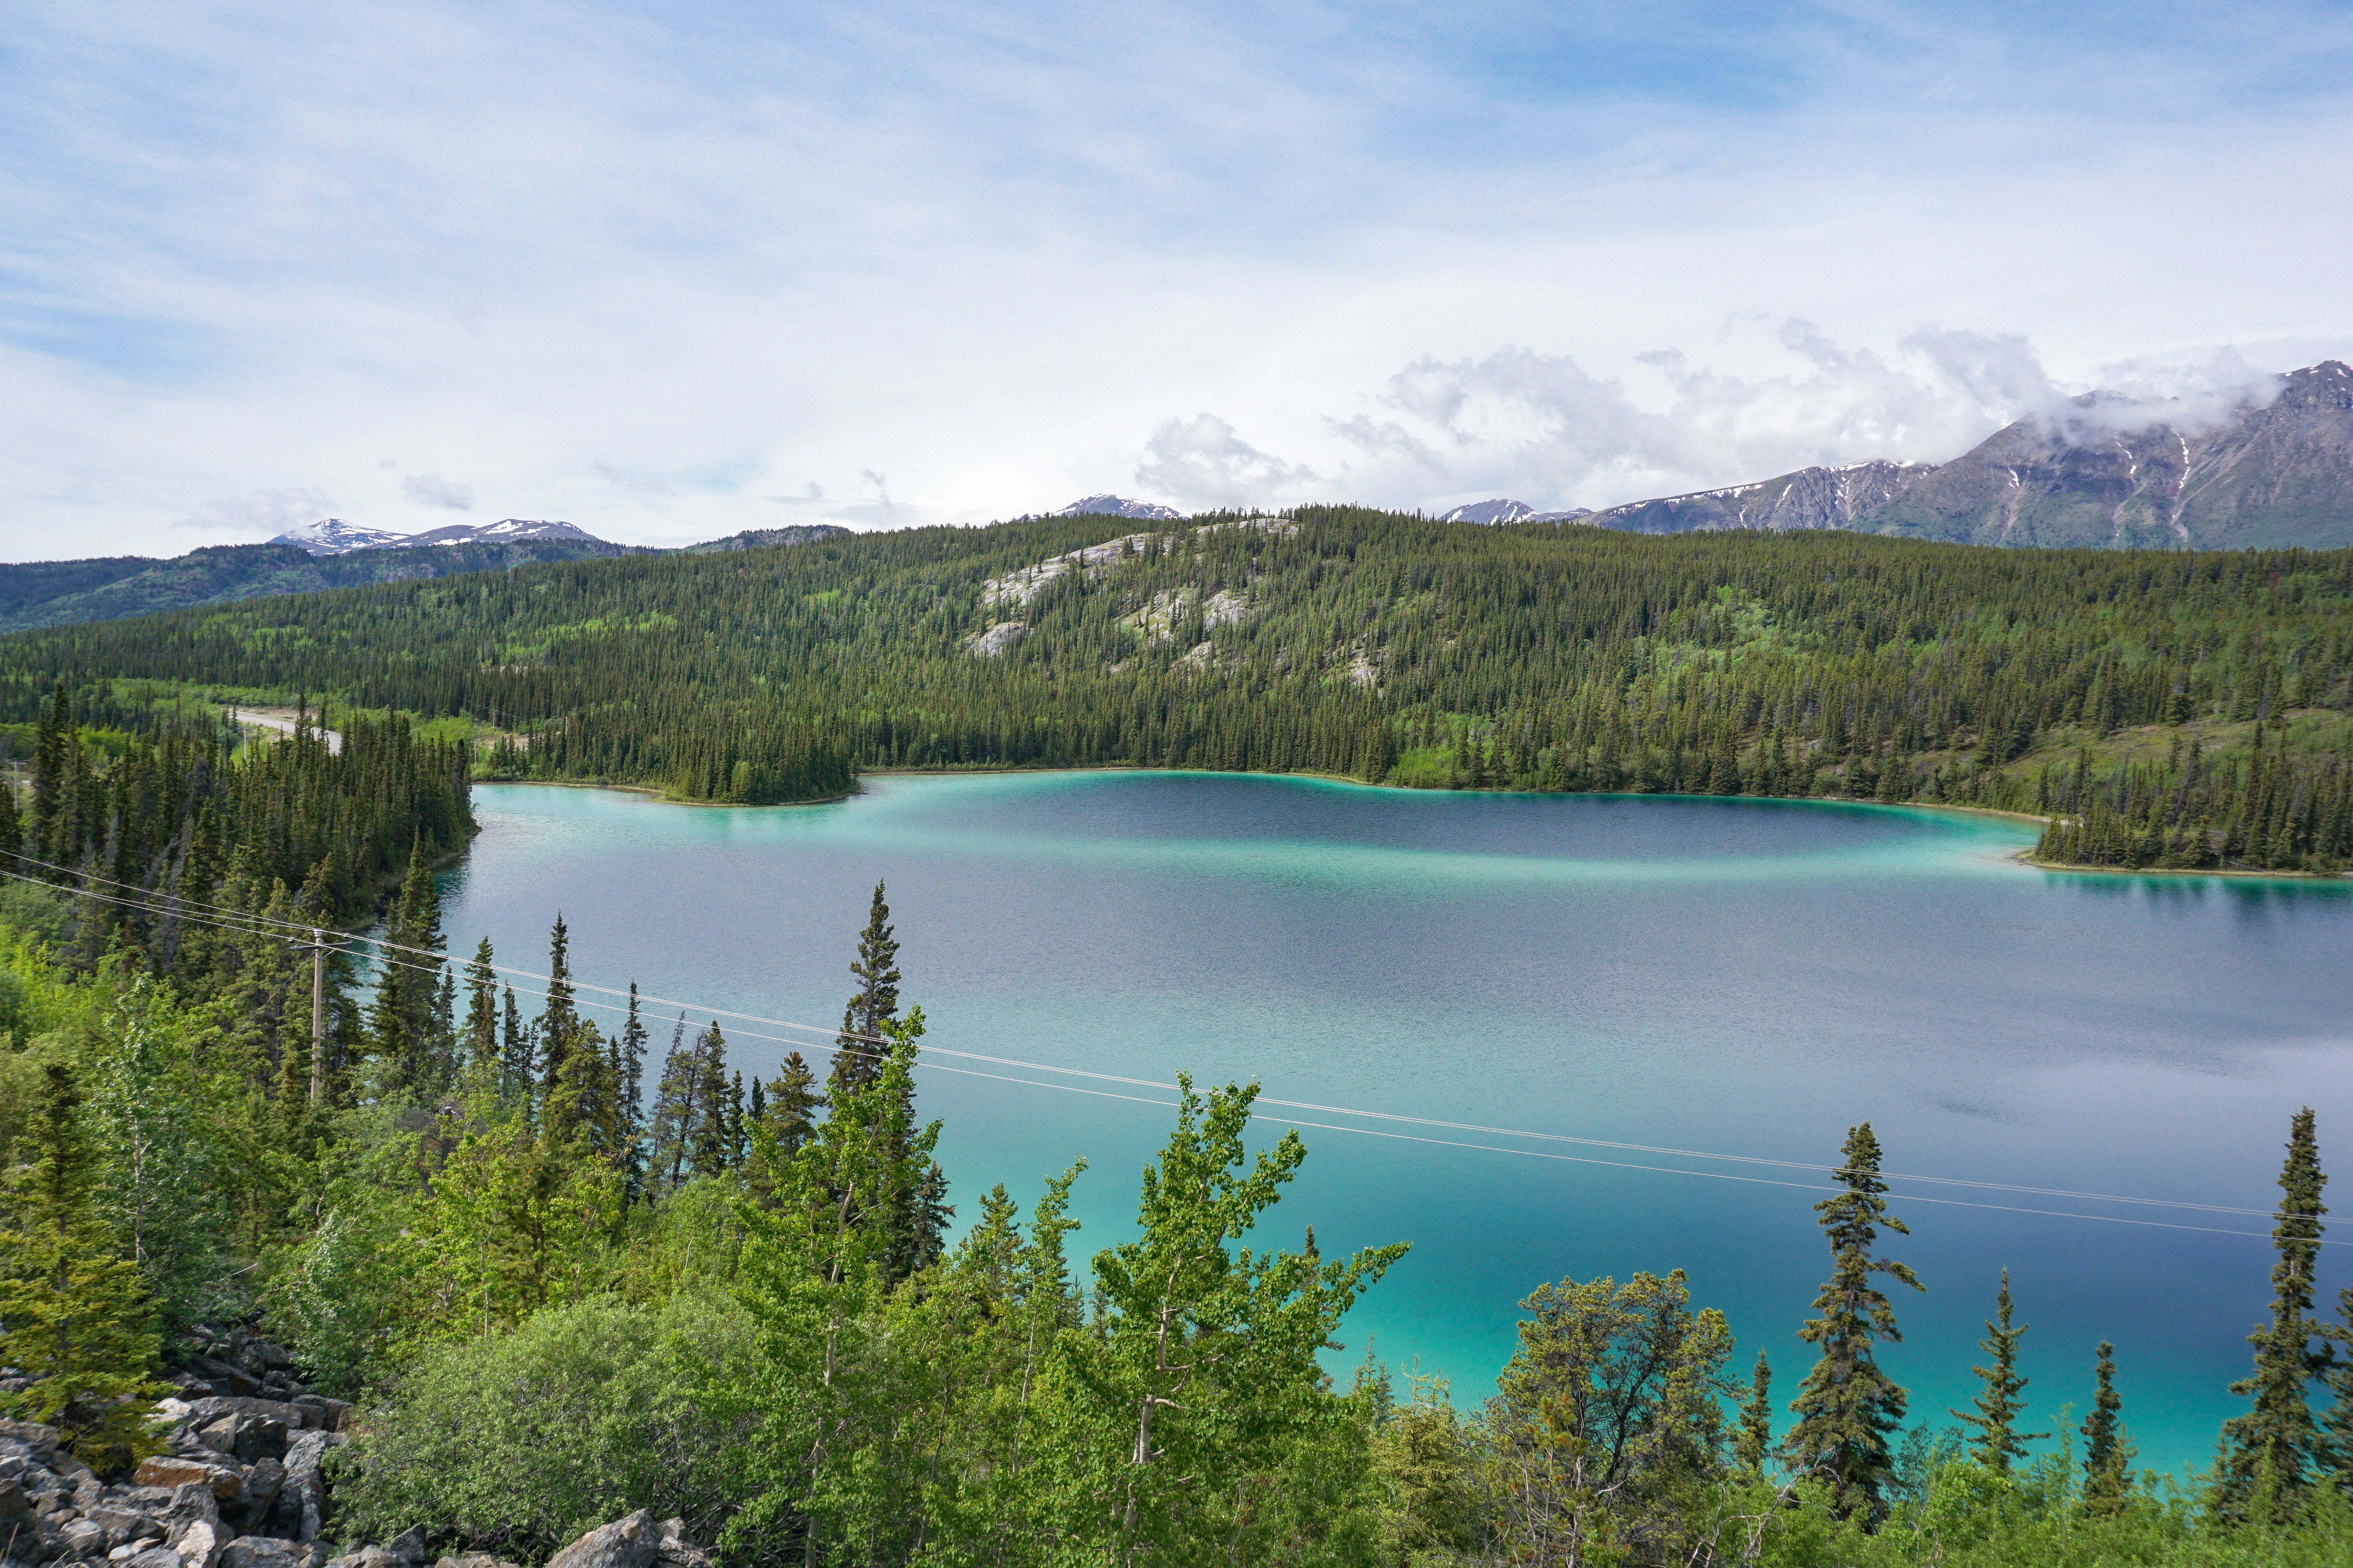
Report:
0,1328,711,1568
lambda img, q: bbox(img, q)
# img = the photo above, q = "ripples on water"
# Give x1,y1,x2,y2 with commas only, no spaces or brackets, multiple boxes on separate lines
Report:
439,774,2353,1474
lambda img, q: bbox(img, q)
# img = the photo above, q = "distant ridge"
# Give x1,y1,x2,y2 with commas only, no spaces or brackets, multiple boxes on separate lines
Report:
1583,360,2353,549
272,516,609,555
1056,494,1184,520
683,524,854,553
1438,498,1595,525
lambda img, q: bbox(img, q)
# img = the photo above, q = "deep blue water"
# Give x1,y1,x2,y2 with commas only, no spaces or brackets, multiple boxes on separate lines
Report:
436,774,2353,1477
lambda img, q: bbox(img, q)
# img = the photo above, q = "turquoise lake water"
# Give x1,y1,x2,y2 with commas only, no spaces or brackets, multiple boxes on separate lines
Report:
436,774,2353,1477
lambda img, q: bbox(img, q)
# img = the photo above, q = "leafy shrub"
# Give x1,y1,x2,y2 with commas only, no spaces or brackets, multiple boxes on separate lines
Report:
333,1291,758,1558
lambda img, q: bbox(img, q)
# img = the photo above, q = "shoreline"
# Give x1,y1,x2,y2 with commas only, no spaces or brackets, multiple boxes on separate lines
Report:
475,767,2341,883
473,776,855,809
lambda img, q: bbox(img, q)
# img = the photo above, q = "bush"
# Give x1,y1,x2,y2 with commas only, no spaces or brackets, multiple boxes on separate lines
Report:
333,1291,759,1559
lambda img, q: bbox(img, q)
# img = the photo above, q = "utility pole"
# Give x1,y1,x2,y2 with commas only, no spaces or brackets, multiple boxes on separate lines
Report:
289,928,330,1103
311,928,326,1104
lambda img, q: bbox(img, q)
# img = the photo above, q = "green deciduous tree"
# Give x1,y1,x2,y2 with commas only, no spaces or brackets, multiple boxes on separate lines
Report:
1486,1268,1736,1565
1033,1076,1406,1566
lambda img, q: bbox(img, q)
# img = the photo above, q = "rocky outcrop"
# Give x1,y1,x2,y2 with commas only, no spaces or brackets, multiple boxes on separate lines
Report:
0,1320,370,1568
1,1407,714,1568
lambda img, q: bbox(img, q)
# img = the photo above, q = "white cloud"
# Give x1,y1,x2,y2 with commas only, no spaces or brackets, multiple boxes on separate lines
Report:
402,472,475,509
0,4,2348,554
1135,414,1317,509
168,487,336,539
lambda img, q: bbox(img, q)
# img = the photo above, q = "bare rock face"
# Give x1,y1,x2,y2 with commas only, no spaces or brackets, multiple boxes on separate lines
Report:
542,1510,662,1568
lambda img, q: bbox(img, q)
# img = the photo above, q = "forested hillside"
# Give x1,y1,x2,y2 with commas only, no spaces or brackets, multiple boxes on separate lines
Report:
0,538,640,632
3,509,2349,869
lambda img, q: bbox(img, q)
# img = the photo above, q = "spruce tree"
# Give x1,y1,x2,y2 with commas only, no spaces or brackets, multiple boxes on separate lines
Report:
501,985,531,1103
646,1015,702,1193
1785,1121,1923,1522
690,1022,730,1177
832,881,900,1093
463,938,499,1076
1735,1351,1773,1474
764,1050,821,1159
2081,1341,2134,1516
0,1064,169,1470
535,914,580,1115
1952,1269,2046,1473
540,911,577,1045
2215,1106,2330,1518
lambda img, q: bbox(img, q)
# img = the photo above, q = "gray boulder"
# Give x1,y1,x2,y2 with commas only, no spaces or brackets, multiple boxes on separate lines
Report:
380,1531,425,1566
234,1461,284,1531
171,1517,226,1568
542,1512,660,1568
220,1541,317,1568
320,1550,401,1568
273,1436,330,1544
651,1522,707,1568
124,1550,182,1568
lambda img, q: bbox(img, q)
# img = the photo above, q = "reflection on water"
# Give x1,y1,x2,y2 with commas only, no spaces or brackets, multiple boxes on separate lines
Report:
441,775,2353,1474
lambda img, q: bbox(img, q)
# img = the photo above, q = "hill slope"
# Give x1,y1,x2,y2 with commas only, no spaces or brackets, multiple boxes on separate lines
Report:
6,509,2347,869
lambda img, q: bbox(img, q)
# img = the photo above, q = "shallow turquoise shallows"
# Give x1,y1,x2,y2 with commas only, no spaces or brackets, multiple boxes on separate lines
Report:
438,774,2353,1477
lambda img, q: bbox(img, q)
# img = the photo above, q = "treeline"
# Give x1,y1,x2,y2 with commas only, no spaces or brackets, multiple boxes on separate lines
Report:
5,866,2353,1564
7,683,472,947
2,512,2346,860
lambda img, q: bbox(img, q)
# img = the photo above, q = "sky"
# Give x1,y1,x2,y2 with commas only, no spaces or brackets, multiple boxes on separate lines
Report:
4,1,2352,557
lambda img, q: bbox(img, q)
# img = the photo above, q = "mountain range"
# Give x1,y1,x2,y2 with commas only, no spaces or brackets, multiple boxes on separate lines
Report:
7,373,2349,634
1470,359,2353,549
272,516,610,554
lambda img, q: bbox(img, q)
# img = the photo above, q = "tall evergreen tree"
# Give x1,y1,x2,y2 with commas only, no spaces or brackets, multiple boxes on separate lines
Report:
2082,1341,2134,1516
1785,1121,1922,1523
2215,1106,2331,1518
0,1064,169,1469
540,912,577,1047
534,913,582,1119
1735,1352,1774,1475
463,938,499,1076
620,983,649,1142
690,1022,731,1177
1952,1269,2046,1474
762,1050,821,1160
831,881,899,1094
501,985,532,1104
369,841,449,1096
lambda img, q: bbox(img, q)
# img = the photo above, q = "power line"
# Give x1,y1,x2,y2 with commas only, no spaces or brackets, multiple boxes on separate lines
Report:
14,861,2336,1243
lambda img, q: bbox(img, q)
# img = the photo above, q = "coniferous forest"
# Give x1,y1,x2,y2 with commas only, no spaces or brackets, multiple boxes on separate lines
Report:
1,517,2352,1568
1,510,2346,871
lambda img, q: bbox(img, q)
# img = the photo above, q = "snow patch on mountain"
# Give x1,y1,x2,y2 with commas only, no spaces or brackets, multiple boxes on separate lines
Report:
1055,494,1184,520
269,518,413,555
269,516,610,555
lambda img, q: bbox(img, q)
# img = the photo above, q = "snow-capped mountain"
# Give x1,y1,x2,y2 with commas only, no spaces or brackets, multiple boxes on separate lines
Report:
1437,499,1595,525
1585,461,1935,536
269,518,415,555
1581,362,2353,549
407,519,607,548
1056,495,1184,521
268,517,610,555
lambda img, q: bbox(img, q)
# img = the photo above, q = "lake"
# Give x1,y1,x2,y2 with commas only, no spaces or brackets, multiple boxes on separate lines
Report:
436,773,2353,1477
